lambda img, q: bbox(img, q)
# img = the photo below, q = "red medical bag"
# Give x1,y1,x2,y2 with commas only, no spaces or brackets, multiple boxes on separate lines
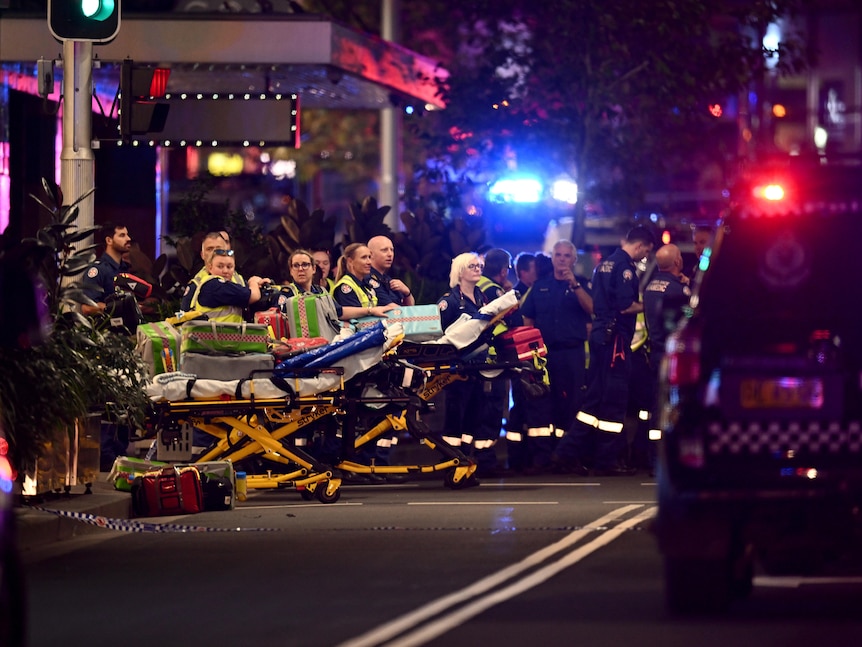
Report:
132,465,204,517
496,326,548,361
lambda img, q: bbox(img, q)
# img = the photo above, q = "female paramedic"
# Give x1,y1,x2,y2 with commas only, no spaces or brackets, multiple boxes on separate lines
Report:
331,243,397,319
436,252,502,479
190,249,272,322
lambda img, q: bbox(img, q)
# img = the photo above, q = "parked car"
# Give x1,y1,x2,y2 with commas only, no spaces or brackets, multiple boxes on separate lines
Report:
653,158,862,613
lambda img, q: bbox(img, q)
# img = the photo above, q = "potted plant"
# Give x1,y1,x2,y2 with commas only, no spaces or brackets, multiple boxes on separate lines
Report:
0,180,151,495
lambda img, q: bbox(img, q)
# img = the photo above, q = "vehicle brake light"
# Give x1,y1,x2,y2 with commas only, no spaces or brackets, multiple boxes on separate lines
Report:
753,183,785,201
665,332,701,386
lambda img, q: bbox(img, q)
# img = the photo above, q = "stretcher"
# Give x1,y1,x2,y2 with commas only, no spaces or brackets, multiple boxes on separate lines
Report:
143,292,543,502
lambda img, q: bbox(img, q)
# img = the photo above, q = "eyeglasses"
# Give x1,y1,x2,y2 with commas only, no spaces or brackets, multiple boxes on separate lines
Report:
212,249,234,257
291,262,312,269
467,263,485,271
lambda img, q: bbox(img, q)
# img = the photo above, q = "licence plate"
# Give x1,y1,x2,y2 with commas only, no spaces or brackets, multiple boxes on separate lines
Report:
740,378,824,409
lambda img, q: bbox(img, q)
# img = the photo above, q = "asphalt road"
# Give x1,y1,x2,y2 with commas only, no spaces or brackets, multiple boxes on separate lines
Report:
21,475,862,647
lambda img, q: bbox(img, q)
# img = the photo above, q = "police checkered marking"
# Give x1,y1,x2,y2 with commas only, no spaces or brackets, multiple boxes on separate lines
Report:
31,507,282,533
707,420,862,455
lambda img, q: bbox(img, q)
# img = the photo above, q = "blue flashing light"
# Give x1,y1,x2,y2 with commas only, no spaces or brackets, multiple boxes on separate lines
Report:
550,178,578,204
404,105,415,115
488,176,543,204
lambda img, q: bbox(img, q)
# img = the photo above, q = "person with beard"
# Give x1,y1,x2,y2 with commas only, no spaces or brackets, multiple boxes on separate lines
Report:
81,222,133,316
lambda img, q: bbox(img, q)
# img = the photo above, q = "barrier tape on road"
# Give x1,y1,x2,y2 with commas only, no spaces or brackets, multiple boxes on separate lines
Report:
29,507,282,533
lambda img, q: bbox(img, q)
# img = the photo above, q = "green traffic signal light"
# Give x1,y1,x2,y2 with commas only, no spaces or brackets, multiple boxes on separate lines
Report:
82,0,116,21
48,0,121,43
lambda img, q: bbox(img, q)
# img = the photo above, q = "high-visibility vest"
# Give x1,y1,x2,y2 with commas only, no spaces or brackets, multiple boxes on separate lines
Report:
332,274,376,308
189,274,244,323
631,311,648,352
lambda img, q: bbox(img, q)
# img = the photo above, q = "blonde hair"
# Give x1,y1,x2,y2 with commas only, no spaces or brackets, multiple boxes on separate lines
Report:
335,243,368,282
449,252,480,288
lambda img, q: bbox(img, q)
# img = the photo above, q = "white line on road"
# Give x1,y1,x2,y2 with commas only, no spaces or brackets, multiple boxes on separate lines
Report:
406,501,559,506
755,576,862,588
336,504,652,647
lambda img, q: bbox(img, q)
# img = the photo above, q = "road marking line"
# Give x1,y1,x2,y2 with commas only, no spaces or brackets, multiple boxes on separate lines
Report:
406,501,558,506
336,504,648,647
755,576,862,588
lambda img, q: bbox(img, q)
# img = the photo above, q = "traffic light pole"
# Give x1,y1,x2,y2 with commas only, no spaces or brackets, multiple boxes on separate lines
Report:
60,38,95,234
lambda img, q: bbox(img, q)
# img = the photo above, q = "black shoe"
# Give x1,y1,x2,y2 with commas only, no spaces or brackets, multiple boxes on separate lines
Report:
340,471,371,485
592,466,637,477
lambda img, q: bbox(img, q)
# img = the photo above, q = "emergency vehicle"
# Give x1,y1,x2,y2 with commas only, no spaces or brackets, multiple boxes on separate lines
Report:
653,157,862,613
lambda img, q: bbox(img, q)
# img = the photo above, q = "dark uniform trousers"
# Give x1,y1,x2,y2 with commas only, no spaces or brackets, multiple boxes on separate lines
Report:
628,347,658,471
555,332,632,470
444,376,505,473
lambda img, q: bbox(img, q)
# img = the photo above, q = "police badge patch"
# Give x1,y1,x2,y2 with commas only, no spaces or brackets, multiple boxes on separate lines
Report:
622,269,634,281
438,301,448,311
341,284,353,294
87,267,99,279
369,278,380,288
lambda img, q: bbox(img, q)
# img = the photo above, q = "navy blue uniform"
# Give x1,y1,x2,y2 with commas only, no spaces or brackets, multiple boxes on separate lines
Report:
555,247,640,472
437,285,502,474
197,278,253,309
634,270,691,471
333,273,376,308
520,275,592,433
368,267,404,306
82,253,129,303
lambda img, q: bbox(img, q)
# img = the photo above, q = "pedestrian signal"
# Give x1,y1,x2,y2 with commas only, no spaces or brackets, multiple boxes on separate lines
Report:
119,60,171,140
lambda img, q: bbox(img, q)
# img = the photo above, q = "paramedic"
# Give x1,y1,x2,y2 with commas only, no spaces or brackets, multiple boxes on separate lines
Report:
520,239,593,471
553,226,655,475
437,252,499,480
180,231,246,312
368,235,414,306
81,222,132,315
332,243,397,318
190,249,271,323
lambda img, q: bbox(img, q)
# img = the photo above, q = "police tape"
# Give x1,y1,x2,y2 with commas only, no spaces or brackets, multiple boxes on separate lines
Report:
30,507,281,533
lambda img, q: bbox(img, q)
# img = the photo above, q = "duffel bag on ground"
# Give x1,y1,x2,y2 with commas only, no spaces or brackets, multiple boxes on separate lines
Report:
180,319,269,355
181,352,274,380
131,465,203,517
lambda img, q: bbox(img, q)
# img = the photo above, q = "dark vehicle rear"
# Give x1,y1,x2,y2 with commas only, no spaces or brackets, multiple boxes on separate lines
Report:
653,159,862,613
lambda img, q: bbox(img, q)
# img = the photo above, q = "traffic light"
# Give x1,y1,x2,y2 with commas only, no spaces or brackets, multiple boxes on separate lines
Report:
48,0,121,43
119,60,171,139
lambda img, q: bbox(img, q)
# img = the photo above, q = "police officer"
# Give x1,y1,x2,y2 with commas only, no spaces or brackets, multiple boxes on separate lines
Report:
367,235,414,307
553,226,655,476
81,222,132,316
521,240,593,472
437,252,500,479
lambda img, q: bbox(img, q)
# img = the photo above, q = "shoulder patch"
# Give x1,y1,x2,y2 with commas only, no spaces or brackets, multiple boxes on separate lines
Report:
438,301,448,312
495,287,503,298
340,284,353,294
369,278,380,289
622,269,634,281
86,267,99,279
182,285,190,296
683,286,692,297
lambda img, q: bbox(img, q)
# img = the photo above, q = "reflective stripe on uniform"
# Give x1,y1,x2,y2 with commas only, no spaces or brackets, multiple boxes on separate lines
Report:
597,419,624,433
638,409,650,421
649,429,662,441
506,431,524,442
527,426,554,437
442,435,462,446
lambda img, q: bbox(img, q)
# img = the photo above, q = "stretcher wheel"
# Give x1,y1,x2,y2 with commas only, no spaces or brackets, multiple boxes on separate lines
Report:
316,482,341,504
444,469,479,490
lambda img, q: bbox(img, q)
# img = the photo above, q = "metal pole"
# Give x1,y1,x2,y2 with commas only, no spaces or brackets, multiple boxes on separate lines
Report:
380,0,402,230
61,39,95,230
